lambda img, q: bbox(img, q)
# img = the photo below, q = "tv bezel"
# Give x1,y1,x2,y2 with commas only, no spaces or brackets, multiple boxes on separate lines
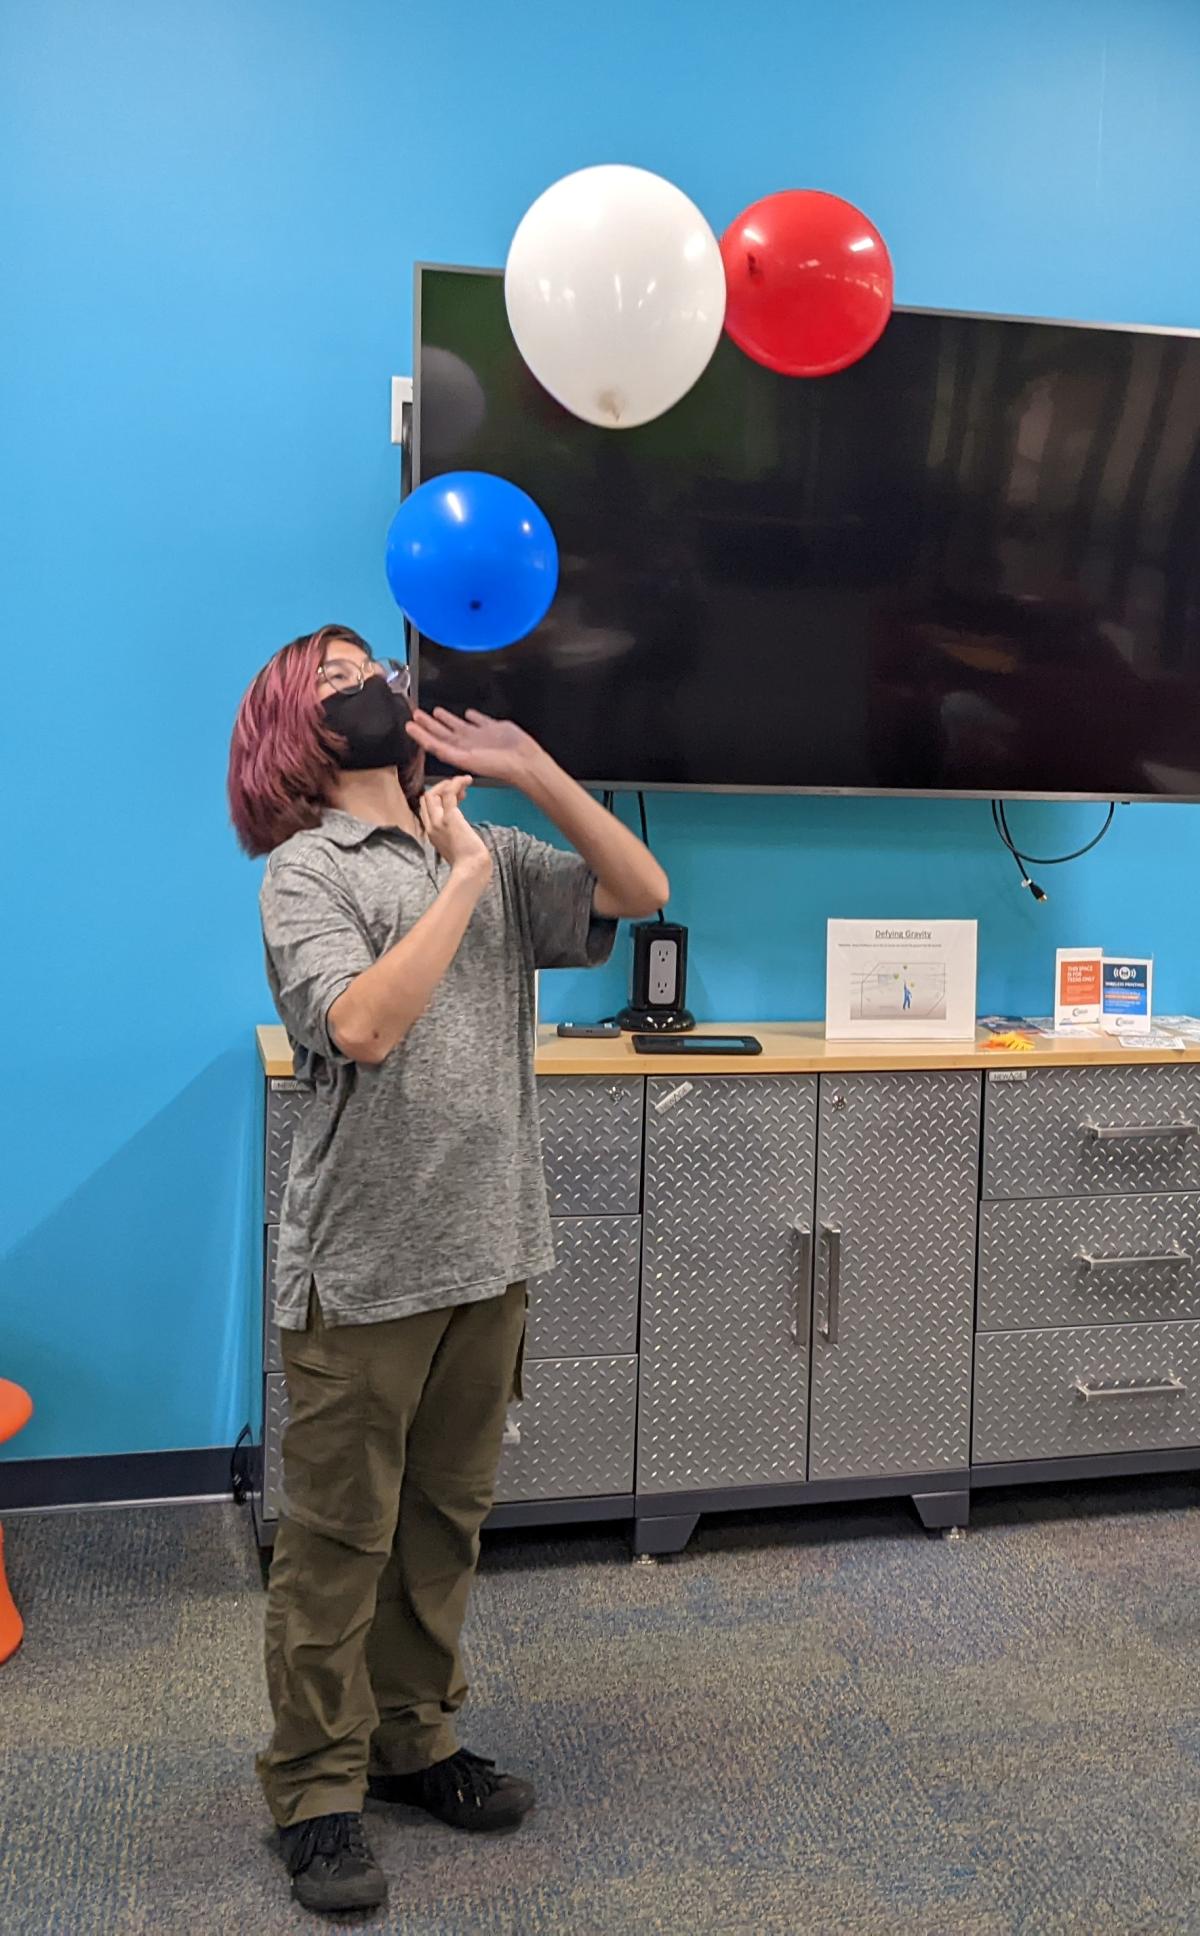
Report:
411,260,1200,803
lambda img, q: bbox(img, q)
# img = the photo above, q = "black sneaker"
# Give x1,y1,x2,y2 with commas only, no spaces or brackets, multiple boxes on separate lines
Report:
278,1811,388,1914
368,1749,535,1832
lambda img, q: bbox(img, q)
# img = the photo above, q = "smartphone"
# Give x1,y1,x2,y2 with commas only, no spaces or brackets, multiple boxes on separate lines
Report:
632,1034,763,1055
556,1022,622,1039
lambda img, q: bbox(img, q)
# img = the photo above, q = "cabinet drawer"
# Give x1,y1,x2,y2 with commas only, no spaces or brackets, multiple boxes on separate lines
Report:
494,1355,636,1502
527,1216,640,1359
539,1078,643,1216
982,1066,1200,1200
973,1321,1200,1464
979,1195,1200,1331
264,1227,282,1372
264,1080,311,1222
262,1372,289,1522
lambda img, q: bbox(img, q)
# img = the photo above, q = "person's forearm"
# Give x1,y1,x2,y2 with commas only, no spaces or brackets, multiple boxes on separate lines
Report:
521,755,669,918
328,859,490,1065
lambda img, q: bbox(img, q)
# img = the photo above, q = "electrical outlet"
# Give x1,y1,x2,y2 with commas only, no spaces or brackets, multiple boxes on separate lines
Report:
648,937,678,1004
391,376,413,445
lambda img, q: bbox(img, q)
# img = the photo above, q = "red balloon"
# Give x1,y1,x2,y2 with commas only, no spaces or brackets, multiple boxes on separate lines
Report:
721,189,894,378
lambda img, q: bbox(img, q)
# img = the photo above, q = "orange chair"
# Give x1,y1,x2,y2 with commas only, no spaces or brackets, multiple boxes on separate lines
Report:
0,1379,33,1664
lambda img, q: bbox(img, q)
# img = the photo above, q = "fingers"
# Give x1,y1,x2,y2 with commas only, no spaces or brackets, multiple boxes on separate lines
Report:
420,788,444,839
424,775,472,804
407,715,466,767
418,778,471,860
407,711,456,739
422,704,495,732
414,705,484,734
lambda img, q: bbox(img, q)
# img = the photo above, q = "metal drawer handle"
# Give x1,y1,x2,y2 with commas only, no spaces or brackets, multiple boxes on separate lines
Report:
1084,1121,1197,1143
1073,1374,1185,1402
1076,1247,1190,1273
791,1220,813,1349
820,1223,841,1346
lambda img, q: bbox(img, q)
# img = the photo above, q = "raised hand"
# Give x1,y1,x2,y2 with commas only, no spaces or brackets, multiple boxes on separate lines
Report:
418,777,491,878
406,708,546,788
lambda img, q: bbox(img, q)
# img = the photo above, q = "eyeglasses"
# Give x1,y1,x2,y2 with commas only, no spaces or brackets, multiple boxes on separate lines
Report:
318,656,411,698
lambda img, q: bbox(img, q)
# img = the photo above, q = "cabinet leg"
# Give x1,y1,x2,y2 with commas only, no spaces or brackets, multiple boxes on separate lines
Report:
633,1513,700,1557
911,1489,970,1533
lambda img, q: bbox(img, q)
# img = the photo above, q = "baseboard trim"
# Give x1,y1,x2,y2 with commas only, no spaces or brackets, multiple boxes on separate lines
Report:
0,1446,236,1512
971,1448,1200,1489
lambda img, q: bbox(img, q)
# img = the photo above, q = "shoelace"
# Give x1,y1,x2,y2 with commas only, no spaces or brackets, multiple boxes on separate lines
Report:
285,1812,370,1876
428,1749,501,1811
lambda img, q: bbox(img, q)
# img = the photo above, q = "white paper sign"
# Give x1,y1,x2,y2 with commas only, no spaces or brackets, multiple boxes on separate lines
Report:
825,919,978,1041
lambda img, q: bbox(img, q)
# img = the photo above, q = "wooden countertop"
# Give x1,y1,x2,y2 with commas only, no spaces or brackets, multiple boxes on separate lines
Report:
257,1021,1200,1081
258,1025,298,1079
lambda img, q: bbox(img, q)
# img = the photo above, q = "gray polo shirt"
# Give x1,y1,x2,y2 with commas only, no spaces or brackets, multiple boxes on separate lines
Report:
261,808,616,1329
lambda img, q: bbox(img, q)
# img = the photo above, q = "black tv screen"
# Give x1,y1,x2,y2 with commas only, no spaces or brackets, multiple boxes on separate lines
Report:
413,265,1200,798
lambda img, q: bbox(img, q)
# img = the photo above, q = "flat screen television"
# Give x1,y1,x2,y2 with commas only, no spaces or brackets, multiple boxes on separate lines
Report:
413,263,1200,799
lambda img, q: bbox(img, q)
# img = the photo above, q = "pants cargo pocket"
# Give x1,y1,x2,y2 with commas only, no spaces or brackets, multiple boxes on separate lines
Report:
279,1286,389,1551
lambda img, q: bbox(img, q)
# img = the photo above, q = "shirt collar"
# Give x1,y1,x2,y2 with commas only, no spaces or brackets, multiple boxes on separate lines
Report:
319,808,426,855
318,808,386,849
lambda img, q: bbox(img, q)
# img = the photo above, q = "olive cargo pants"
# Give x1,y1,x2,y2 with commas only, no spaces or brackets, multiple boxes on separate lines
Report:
256,1282,526,1828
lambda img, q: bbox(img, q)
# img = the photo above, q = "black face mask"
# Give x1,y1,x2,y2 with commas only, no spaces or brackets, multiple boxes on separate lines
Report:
322,678,416,774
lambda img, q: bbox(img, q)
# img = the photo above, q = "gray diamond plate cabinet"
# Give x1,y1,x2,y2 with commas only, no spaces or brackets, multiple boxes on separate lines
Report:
975,1065,1200,1486
638,1075,818,1497
635,1070,977,1554
251,1071,643,1545
251,1078,313,1544
808,1072,978,1490
251,1035,1200,1558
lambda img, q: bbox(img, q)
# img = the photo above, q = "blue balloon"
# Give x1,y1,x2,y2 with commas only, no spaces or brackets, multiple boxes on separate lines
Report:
385,471,558,652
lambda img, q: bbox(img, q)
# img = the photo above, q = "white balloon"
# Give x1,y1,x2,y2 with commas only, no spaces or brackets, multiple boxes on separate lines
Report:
504,164,726,431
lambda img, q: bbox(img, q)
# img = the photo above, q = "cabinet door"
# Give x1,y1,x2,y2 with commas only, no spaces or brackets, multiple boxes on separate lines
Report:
527,1216,641,1359
264,1078,311,1222
808,1071,979,1481
638,1075,817,1494
539,1078,644,1216
494,1356,637,1502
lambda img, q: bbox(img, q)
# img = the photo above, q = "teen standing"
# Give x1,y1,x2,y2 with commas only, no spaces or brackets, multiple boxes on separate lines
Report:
228,625,666,1914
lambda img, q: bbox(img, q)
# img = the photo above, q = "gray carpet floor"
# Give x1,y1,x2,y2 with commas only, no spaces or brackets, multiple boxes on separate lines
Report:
4,1482,1200,1934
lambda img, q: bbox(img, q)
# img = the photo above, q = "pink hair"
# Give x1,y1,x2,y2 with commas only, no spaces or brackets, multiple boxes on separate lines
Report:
228,625,379,856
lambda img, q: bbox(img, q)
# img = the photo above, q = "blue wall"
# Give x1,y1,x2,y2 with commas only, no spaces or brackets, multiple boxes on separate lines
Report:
4,0,1200,1462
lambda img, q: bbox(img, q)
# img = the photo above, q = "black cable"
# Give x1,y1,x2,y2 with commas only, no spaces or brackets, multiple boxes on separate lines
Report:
637,790,666,921
991,799,1115,902
230,1423,252,1505
997,800,1116,867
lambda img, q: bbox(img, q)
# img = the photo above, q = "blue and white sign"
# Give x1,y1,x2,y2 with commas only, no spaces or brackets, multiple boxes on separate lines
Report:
1101,956,1153,1036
